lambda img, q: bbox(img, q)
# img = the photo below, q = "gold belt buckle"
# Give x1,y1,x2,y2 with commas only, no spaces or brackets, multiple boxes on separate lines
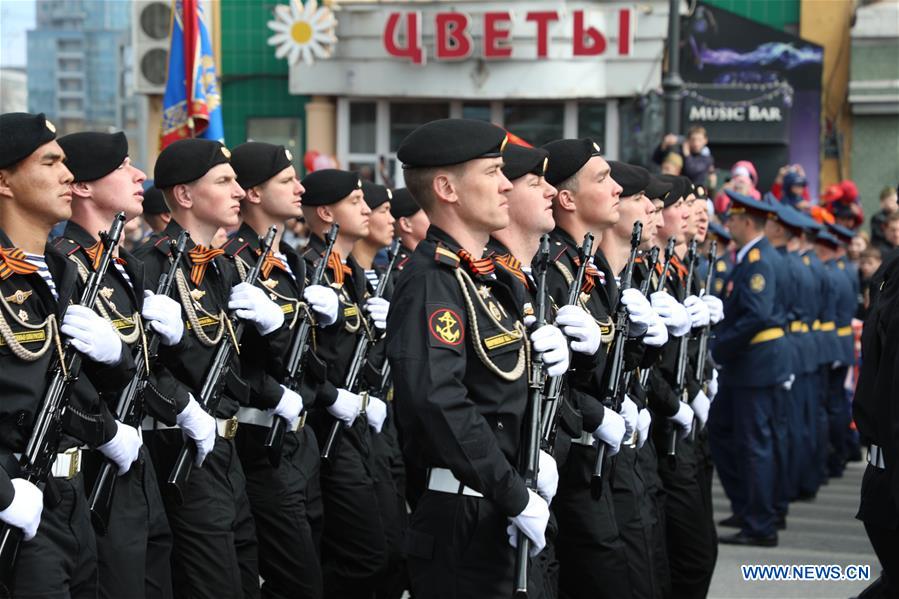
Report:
223,416,239,440
66,447,81,479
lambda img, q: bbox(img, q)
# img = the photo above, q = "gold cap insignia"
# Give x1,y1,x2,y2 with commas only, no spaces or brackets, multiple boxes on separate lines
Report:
45,119,56,133
500,135,509,153
221,146,231,159
592,142,601,153
387,188,393,201
285,149,293,161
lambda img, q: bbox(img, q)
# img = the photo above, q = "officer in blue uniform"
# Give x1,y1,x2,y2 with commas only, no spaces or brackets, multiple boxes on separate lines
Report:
765,203,819,507
815,230,856,479
710,190,791,546
707,221,733,299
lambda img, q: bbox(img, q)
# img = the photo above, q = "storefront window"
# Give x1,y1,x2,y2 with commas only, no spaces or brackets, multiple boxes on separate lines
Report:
350,101,376,154
389,102,449,151
462,103,491,122
503,103,564,147
578,103,607,147
246,117,302,169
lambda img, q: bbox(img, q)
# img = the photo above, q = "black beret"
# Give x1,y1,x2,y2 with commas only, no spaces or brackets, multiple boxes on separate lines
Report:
301,169,362,206
0,112,57,169
142,186,169,215
658,174,689,207
230,142,293,189
57,131,128,183
502,144,548,182
541,138,603,186
154,138,231,188
390,188,420,219
608,161,650,198
645,176,673,203
362,181,392,210
397,118,508,168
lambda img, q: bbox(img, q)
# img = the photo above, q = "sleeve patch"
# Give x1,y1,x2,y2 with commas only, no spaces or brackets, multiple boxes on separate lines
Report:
716,260,727,272
748,248,761,263
750,273,766,293
428,304,464,350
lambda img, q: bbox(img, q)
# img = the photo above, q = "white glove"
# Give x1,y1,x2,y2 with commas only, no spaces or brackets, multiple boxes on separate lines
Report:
328,388,362,426
593,407,626,456
365,297,390,331
643,312,669,347
272,385,303,430
684,295,710,328
176,395,217,467
701,294,724,324
366,395,388,433
228,282,285,335
708,368,719,400
691,390,711,429
620,288,652,337
669,402,694,440
537,450,559,504
61,304,123,365
303,284,338,326
782,373,796,391
98,421,142,475
555,305,601,355
650,291,691,337
530,324,570,377
635,408,652,449
0,479,43,541
507,489,550,557
142,290,184,346
620,395,639,441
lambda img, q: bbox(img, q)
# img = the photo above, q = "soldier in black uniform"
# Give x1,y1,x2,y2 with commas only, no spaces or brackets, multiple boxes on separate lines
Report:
0,112,136,597
854,239,899,599
298,168,392,598
136,138,280,599
389,187,429,271
387,119,570,599
142,185,172,235
226,141,341,599
55,131,178,599
540,138,659,599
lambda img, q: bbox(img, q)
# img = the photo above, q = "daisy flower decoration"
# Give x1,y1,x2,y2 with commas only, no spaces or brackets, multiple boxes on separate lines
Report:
267,0,338,66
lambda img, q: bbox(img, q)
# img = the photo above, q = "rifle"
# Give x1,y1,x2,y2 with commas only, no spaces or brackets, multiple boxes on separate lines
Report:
0,212,126,597
695,240,717,396
620,246,659,413
88,230,189,535
320,238,402,466
371,240,403,400
541,233,594,453
666,239,698,468
590,221,642,500
166,226,277,505
513,234,551,598
263,224,339,467
639,238,676,390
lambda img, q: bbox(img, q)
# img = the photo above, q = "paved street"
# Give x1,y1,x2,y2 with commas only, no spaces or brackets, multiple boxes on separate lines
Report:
709,460,877,598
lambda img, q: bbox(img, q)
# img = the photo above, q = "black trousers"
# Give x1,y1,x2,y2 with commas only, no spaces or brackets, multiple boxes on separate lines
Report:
404,490,539,599
612,445,660,599
370,412,409,599
857,463,899,598
11,472,98,599
235,424,323,599
636,438,671,599
654,433,717,599
146,429,260,599
83,444,174,599
317,419,389,598
553,443,631,599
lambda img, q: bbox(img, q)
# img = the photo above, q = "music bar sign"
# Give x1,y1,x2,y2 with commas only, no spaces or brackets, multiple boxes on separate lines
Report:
683,85,792,144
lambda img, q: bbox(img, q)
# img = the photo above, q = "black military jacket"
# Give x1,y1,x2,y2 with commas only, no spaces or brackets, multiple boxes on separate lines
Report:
0,226,133,508
387,226,531,517
134,219,245,420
